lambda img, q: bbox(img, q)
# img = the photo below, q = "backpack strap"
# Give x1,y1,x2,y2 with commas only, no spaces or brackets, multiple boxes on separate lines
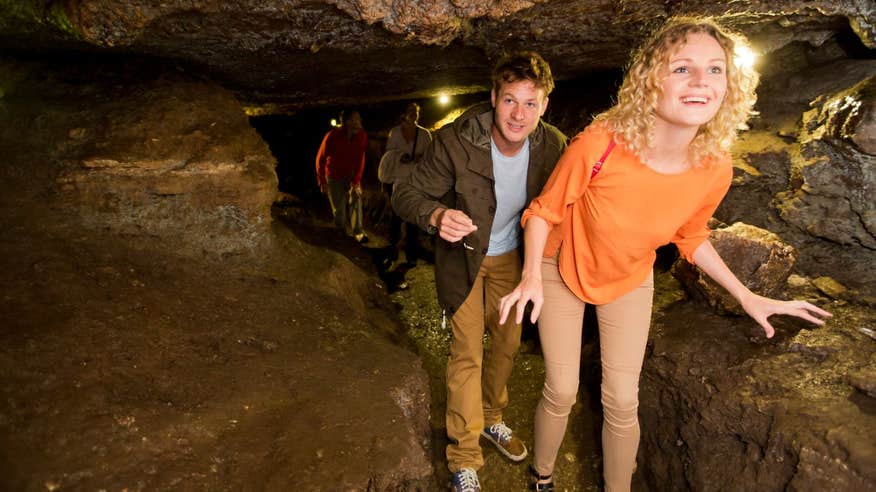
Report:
590,140,616,179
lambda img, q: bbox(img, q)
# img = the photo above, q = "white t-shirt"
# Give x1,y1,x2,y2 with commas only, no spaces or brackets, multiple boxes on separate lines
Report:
488,137,529,256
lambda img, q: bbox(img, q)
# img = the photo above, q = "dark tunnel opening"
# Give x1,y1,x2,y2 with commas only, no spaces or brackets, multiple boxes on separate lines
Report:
248,70,625,209
247,73,631,485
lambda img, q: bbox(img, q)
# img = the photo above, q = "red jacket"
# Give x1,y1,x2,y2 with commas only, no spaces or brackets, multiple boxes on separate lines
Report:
315,128,368,187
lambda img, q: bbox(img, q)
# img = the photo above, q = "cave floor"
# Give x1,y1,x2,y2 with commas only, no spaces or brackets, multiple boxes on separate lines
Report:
385,251,608,492
284,204,648,491
3,196,867,491
0,210,432,491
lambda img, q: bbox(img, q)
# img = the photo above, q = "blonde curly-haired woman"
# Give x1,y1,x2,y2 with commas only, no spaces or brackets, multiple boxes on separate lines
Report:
498,17,832,491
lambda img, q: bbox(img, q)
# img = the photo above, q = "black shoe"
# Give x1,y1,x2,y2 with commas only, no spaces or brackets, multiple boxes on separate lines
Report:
529,465,554,491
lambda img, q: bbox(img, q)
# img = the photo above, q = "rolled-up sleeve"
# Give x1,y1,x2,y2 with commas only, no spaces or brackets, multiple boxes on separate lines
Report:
671,155,733,263
522,130,602,228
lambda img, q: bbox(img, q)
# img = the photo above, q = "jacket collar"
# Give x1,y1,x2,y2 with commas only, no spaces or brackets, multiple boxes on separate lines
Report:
457,101,546,179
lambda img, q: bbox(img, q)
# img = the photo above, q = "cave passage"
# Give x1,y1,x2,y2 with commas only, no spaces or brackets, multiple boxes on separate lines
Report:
245,74,653,490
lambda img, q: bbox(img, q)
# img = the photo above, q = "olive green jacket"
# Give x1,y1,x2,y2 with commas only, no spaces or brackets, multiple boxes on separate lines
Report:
392,102,567,314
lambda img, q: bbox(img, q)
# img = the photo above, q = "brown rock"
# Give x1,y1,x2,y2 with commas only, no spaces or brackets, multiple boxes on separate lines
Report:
801,76,876,155
55,75,278,257
1,1,875,107
777,76,876,250
672,222,797,315
812,276,848,299
640,300,876,492
848,367,876,398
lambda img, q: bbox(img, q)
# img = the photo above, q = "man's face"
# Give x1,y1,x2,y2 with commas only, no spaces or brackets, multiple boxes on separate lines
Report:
490,79,548,156
345,112,363,132
404,105,419,124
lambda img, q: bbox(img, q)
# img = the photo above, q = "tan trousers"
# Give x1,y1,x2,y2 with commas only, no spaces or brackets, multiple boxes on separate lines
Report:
326,178,363,235
533,255,653,492
446,250,523,472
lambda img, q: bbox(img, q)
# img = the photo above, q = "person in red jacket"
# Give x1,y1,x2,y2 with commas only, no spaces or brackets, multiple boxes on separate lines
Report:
315,109,369,243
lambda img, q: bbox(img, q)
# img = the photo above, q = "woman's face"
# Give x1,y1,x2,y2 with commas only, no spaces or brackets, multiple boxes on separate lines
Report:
653,32,728,133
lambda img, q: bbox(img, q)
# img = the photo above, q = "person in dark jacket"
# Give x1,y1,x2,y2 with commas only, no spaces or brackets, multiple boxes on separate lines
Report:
392,51,567,492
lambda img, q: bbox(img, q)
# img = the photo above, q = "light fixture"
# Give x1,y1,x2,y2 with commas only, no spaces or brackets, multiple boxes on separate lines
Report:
330,118,338,127
438,94,450,105
734,44,757,69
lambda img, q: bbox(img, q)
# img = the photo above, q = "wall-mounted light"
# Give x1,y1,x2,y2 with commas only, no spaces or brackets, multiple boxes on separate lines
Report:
438,94,450,105
734,44,757,70
330,118,338,127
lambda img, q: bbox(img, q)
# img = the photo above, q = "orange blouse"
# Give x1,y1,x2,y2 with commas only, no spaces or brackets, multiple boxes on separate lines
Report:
521,124,732,305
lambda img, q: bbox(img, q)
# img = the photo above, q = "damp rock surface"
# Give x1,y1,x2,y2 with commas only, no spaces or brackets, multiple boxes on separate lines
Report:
0,58,434,492
639,288,876,491
1,0,874,107
671,222,798,315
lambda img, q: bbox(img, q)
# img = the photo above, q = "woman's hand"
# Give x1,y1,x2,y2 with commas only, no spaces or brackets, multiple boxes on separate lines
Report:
691,240,833,338
499,274,544,325
738,292,833,338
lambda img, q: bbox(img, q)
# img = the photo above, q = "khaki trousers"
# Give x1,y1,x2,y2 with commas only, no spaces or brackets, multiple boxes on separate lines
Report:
533,255,653,492
446,250,523,472
326,178,363,235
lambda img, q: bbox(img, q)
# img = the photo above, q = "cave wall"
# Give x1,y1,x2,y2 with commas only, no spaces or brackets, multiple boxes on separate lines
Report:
1,56,278,258
0,55,436,491
717,37,876,295
1,1,874,108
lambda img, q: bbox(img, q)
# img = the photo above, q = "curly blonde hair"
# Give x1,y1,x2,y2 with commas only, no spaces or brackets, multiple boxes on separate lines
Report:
596,16,759,164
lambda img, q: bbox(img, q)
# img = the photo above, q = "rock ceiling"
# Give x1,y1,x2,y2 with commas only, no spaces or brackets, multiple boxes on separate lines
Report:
1,1,873,109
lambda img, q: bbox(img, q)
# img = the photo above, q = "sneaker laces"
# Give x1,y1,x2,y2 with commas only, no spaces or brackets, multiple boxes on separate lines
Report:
488,422,513,443
454,468,480,491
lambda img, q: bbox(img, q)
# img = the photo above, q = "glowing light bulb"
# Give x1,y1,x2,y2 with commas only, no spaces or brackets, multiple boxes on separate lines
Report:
734,44,757,69
438,94,450,105
330,118,338,127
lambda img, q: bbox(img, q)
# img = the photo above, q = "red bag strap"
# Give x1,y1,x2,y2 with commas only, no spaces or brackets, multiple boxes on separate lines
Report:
590,140,616,178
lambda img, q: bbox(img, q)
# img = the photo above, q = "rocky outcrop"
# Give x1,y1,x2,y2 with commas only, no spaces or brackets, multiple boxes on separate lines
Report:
639,294,876,492
717,60,876,296
1,1,873,107
0,55,434,487
671,222,798,315
52,72,278,257
0,225,436,491
777,76,876,250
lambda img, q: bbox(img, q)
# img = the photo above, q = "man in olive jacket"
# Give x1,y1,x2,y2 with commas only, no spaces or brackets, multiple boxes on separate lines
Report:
392,52,567,491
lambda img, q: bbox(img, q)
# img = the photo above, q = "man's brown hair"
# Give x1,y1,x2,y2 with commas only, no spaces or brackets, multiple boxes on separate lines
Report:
491,51,555,97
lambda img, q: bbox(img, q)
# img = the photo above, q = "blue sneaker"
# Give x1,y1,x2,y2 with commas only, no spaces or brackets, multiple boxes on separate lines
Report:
451,467,481,492
481,421,528,461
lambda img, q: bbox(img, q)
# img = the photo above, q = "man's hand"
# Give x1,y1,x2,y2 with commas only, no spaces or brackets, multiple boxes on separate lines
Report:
431,208,477,243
